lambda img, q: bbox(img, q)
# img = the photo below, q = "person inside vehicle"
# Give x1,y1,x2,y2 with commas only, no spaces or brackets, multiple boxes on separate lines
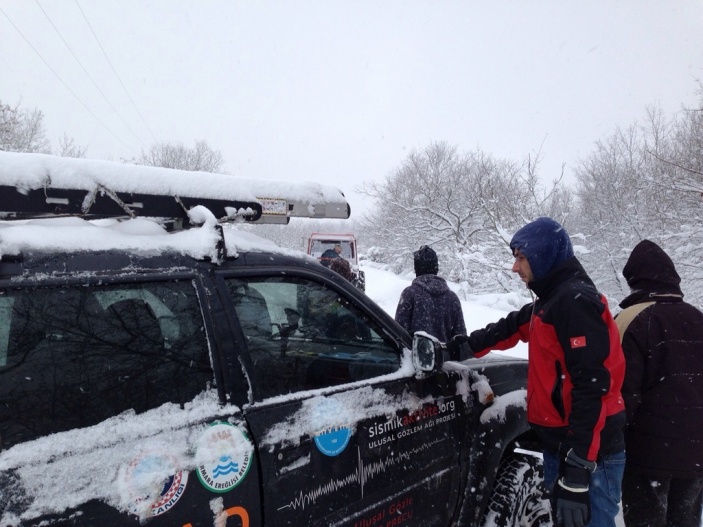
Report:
320,244,343,267
328,257,371,340
394,245,466,342
616,240,703,527
448,217,626,527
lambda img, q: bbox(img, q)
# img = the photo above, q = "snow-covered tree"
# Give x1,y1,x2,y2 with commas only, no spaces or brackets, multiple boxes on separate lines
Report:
574,98,703,309
0,99,51,154
57,133,87,158
132,140,223,172
358,142,571,296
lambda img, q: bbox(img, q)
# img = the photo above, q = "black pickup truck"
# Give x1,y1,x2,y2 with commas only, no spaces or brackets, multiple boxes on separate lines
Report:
0,152,548,527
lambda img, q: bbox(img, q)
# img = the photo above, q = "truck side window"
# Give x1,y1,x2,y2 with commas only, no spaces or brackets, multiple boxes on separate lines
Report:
225,276,400,400
0,281,213,449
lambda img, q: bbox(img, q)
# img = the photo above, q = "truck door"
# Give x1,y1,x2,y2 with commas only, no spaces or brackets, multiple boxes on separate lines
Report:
0,275,263,527
216,270,471,527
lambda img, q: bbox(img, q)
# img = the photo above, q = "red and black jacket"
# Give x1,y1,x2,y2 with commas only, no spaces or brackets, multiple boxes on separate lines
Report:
467,257,626,461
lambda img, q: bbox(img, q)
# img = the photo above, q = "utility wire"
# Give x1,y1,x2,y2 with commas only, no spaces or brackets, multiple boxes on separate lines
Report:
35,0,146,148
74,0,158,143
0,5,136,154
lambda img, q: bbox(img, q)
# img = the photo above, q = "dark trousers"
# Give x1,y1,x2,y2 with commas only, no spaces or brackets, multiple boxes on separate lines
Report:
622,469,703,527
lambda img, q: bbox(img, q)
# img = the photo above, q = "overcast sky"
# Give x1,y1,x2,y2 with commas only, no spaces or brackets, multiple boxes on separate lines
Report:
2,1,702,217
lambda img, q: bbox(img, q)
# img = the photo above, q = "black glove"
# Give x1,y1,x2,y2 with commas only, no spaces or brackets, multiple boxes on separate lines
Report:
552,449,597,527
445,334,473,361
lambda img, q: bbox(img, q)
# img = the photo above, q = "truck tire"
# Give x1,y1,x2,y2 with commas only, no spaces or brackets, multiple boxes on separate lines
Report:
355,270,366,293
482,454,552,527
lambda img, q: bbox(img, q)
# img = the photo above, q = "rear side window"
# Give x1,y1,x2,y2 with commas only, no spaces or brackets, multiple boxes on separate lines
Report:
0,280,213,449
225,276,400,399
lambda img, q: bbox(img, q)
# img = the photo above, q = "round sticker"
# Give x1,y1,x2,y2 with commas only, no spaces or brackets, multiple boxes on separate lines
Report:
121,451,188,518
314,426,352,457
196,422,253,493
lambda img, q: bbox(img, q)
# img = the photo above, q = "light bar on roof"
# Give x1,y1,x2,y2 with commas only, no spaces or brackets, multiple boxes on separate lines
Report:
250,195,351,224
0,151,351,224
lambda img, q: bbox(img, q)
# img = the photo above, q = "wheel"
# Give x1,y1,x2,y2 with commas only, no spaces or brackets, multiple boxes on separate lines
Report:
354,270,366,292
482,454,552,527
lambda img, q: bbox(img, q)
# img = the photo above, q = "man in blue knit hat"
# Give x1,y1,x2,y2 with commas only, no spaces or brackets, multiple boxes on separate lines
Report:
449,217,626,527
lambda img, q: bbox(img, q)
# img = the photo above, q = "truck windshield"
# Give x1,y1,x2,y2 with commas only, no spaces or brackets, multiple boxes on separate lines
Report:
310,240,354,259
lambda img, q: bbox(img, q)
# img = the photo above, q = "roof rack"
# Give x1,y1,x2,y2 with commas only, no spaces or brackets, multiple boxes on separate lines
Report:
0,152,350,226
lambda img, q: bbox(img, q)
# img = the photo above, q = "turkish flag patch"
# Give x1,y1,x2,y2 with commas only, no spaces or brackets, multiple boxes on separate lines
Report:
570,336,587,348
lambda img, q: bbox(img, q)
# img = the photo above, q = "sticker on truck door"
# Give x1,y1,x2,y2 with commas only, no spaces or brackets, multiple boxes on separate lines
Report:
195,421,253,493
120,451,189,518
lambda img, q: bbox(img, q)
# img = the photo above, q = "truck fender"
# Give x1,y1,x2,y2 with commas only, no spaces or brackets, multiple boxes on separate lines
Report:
456,394,531,527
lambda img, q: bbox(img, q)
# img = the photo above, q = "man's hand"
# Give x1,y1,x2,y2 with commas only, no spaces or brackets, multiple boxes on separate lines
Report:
446,334,473,361
552,449,596,527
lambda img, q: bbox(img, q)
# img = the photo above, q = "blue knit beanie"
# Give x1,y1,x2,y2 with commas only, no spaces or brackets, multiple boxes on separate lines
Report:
509,217,574,280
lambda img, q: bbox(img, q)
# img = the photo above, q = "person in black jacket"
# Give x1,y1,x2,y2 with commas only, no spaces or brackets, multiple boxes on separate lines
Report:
449,217,626,527
616,240,703,527
394,245,466,343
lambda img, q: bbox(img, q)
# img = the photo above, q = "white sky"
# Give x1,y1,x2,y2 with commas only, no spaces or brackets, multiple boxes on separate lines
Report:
2,1,702,216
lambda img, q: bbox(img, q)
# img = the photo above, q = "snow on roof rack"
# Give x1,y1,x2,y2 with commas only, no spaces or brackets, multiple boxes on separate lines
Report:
0,152,350,225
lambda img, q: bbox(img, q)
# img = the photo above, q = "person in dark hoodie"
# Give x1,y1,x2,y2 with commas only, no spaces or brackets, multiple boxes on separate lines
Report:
448,217,626,527
394,245,466,342
616,240,703,527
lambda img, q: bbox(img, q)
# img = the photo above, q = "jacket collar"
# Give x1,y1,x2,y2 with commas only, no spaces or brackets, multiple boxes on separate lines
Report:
528,257,594,300
619,290,684,309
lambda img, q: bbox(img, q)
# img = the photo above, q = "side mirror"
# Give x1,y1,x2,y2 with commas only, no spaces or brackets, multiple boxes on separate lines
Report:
412,332,442,372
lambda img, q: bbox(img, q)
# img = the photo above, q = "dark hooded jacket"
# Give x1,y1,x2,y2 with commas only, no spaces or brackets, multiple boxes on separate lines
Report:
395,274,466,343
616,239,703,478
466,217,626,461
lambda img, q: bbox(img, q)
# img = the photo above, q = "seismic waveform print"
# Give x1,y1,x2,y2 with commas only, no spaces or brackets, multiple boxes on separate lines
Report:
277,437,446,512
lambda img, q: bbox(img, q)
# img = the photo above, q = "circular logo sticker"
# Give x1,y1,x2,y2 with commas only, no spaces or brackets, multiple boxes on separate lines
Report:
196,422,253,493
314,426,352,457
121,451,188,518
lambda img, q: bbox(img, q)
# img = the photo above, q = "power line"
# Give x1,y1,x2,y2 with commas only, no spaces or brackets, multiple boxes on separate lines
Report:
74,0,158,144
35,0,146,148
0,5,137,154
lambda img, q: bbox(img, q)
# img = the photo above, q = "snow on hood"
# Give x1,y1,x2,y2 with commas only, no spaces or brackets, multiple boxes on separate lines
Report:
479,389,527,424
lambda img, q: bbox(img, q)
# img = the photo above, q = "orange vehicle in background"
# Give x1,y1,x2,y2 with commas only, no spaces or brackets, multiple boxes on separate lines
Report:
305,232,366,292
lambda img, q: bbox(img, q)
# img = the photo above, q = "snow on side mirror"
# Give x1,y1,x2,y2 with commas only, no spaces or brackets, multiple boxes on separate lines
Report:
412,332,441,372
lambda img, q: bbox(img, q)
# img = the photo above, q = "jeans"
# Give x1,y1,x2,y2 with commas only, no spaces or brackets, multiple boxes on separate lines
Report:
544,449,626,527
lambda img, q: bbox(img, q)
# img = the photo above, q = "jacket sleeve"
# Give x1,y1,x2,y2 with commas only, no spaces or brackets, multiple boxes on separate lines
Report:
394,287,413,333
619,315,646,427
467,302,533,357
553,292,616,461
451,293,467,338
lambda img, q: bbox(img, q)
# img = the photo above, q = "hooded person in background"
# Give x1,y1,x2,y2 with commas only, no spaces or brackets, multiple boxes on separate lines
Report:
615,240,703,527
448,217,626,527
394,245,466,343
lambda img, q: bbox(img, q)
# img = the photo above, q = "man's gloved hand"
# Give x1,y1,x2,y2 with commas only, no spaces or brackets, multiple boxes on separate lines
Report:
445,334,473,361
552,449,597,527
